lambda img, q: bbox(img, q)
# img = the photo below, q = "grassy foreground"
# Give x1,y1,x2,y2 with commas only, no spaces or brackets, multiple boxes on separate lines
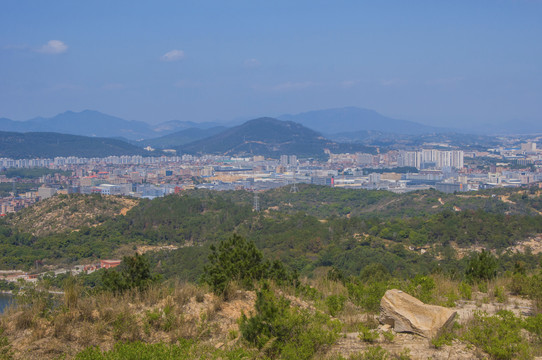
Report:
2,239,542,359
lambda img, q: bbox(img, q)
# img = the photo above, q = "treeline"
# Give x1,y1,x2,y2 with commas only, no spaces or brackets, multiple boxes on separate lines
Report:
0,187,541,283
0,168,71,179
0,131,148,158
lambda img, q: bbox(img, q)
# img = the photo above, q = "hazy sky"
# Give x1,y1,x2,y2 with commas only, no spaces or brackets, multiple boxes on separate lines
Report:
1,1,541,127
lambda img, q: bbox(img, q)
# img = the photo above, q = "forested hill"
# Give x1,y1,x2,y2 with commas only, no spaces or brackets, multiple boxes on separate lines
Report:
178,117,376,158
184,184,542,219
0,131,150,158
1,185,541,282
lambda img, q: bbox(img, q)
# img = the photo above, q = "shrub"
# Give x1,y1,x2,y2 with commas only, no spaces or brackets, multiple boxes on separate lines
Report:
431,330,454,349
359,263,391,284
523,313,542,343
326,295,346,316
112,311,141,342
347,281,388,313
102,253,160,293
459,282,472,300
444,291,459,307
465,250,497,283
0,328,13,360
494,286,506,303
358,324,378,343
360,346,389,360
463,310,531,360
63,275,82,309
239,283,340,359
327,267,346,283
75,339,256,359
382,330,394,343
407,275,435,304
201,234,296,296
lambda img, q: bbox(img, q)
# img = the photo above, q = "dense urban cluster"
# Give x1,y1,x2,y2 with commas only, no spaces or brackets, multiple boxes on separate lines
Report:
1,141,542,215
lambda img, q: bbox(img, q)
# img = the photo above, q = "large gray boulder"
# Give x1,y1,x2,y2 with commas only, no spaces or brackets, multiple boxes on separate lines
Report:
379,289,456,338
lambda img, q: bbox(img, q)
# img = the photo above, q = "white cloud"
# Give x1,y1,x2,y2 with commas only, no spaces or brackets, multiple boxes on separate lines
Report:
271,81,316,91
38,40,68,54
244,58,260,68
161,49,185,62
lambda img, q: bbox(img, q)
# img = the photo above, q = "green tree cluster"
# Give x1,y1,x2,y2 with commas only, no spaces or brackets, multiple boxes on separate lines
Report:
465,250,497,283
201,234,296,295
239,283,340,359
102,253,160,293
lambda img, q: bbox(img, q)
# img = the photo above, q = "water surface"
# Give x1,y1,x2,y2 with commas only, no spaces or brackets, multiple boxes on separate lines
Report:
0,293,13,313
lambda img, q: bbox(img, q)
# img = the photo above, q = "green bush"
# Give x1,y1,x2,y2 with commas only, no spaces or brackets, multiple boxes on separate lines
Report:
381,330,394,343
404,275,435,304
0,328,13,360
465,250,497,283
463,310,531,360
326,295,346,316
358,324,378,343
359,346,389,360
102,253,160,293
75,339,255,359
494,286,506,303
523,313,542,343
201,234,296,296
442,291,459,307
459,282,472,300
239,283,340,359
327,267,346,283
431,330,454,349
347,281,388,313
359,263,391,284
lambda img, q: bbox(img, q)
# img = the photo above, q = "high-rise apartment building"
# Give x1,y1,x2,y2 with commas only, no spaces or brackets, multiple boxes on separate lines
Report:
398,149,463,169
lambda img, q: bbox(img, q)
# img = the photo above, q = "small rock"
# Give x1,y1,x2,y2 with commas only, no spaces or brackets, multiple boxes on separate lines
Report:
379,324,392,332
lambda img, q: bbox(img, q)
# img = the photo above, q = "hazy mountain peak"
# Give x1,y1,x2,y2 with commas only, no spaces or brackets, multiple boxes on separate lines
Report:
178,116,373,158
278,106,445,135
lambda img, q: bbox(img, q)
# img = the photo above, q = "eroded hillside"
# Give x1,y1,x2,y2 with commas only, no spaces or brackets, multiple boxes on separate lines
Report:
9,194,139,236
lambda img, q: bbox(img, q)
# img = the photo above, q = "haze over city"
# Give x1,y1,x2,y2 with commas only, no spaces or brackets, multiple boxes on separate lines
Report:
1,0,541,131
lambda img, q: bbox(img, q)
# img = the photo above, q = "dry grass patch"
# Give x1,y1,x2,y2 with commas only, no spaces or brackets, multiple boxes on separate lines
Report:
0,282,258,359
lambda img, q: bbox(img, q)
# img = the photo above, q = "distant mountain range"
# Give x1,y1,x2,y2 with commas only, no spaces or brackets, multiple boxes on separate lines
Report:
0,110,220,140
0,131,149,158
2,108,540,147
177,117,375,158
136,126,228,149
0,118,376,159
3,107,537,159
278,107,448,136
329,130,501,150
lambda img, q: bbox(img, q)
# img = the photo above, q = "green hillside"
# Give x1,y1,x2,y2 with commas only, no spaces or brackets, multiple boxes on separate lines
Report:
178,118,376,158
0,131,150,158
1,186,541,280
2,186,542,359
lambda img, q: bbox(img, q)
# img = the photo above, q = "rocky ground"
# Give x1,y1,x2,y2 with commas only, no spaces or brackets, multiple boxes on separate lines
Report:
10,194,139,236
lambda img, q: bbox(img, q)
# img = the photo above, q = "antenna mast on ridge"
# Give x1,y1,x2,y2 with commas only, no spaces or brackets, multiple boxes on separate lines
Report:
290,173,298,193
253,192,260,212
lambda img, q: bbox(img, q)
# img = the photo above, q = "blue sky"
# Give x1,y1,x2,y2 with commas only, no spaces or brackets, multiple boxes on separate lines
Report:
1,0,541,128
